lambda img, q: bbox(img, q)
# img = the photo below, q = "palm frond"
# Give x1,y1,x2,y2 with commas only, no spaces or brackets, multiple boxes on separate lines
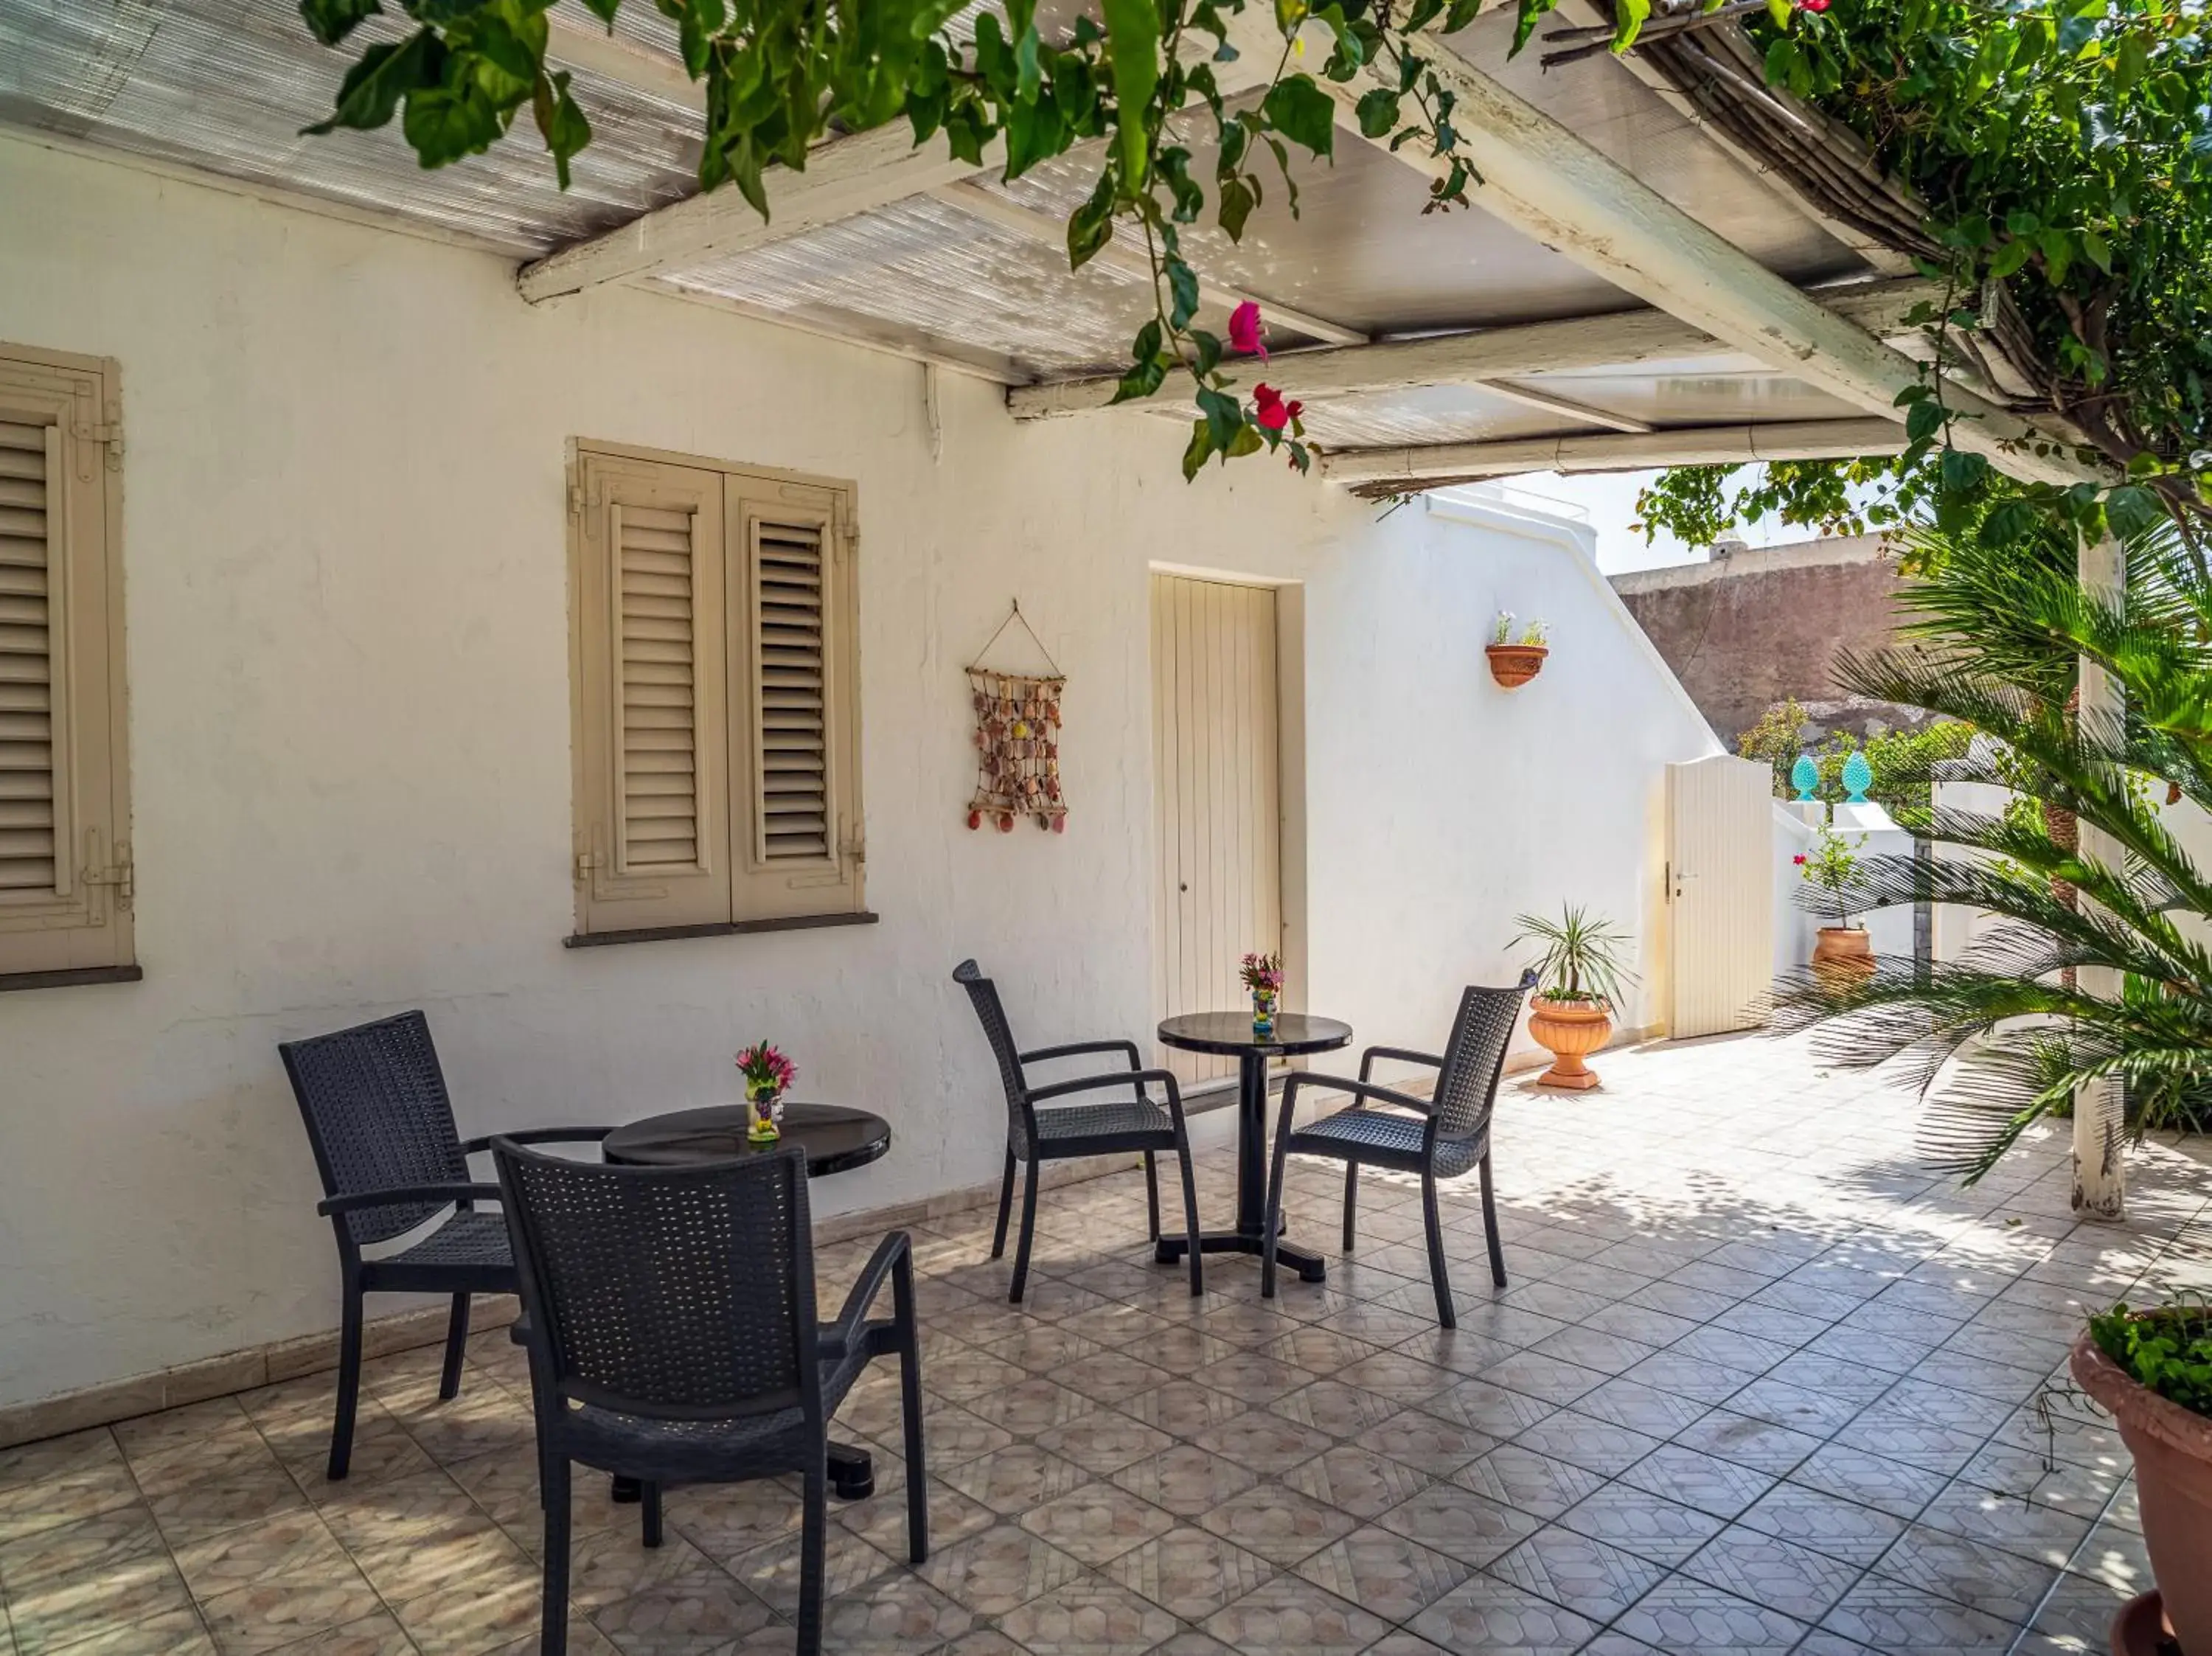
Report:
1772,508,2212,1185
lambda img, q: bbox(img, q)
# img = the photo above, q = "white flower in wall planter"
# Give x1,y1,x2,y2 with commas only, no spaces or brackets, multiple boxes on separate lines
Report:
1486,612,1550,689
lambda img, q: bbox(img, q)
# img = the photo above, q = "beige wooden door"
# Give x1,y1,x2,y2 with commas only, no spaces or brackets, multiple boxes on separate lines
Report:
1666,754,1774,1038
1152,574,1283,1085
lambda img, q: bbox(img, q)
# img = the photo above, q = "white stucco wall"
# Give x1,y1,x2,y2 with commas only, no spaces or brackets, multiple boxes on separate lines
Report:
0,134,1715,1408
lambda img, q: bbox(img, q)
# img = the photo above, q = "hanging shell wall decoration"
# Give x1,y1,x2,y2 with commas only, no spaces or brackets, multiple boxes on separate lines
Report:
966,668,1067,833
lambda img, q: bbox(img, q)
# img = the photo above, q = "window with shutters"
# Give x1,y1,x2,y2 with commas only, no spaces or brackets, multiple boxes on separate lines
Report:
567,441,866,944
0,343,133,988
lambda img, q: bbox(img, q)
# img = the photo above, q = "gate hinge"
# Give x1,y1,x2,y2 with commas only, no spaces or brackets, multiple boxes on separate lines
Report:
574,849,600,884
838,830,866,866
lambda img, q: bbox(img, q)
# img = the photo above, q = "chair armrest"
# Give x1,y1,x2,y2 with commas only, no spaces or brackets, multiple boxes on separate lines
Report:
1019,1039,1141,1069
462,1126,616,1154
317,1182,501,1217
1026,1068,1183,1107
1282,1073,1433,1116
1359,1046,1445,1084
820,1232,910,1362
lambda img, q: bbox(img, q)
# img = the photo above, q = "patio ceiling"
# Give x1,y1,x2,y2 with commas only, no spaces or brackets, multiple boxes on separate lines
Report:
0,0,2097,490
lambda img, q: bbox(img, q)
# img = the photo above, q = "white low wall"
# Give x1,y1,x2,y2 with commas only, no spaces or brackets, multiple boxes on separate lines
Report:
1771,803,1818,978
0,134,1715,1410
1771,798,1915,973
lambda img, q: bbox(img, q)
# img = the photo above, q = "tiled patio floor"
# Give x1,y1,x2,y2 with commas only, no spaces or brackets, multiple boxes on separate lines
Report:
5,1030,2211,1656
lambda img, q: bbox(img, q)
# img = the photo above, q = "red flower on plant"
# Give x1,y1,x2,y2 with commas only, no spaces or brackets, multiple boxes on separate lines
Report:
1796,0,1829,13
1792,854,1808,865
1228,300,1268,360
1252,383,1304,432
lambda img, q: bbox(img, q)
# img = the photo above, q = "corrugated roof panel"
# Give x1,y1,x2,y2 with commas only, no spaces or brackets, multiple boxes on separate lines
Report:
1502,368,1864,426
0,0,701,254
665,193,1165,380
1298,383,1586,450
983,128,1645,337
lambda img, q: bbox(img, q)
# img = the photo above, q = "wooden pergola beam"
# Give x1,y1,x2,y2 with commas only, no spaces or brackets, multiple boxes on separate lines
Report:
1006,276,1937,420
1321,416,1906,494
518,123,996,304
521,23,1287,308
1331,40,2097,489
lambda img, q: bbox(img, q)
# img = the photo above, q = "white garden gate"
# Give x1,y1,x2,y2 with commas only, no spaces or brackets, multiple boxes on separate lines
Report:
1666,754,1774,1038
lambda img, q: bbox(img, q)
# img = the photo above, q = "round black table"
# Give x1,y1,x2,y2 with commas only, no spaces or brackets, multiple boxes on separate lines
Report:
602,1100,891,1500
1155,1012,1352,1285
602,1101,891,1174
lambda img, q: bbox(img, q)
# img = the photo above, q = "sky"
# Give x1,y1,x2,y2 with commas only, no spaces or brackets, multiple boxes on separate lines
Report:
1489,467,1826,576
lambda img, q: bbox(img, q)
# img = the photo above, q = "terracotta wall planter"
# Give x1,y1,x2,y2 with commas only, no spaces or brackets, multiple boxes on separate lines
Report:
1812,925,1874,978
2072,1331,2212,1653
1486,643,1548,689
1527,998,1610,1089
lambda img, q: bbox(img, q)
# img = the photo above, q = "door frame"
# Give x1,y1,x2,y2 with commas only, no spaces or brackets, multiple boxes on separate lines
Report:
1147,565,1308,1094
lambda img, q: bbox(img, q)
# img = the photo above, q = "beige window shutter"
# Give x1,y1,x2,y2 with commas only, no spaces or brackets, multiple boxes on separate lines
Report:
570,450,732,935
0,344,132,978
726,475,864,921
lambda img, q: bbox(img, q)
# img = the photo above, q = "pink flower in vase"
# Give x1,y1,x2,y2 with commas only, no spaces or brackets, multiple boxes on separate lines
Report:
736,1041,798,1096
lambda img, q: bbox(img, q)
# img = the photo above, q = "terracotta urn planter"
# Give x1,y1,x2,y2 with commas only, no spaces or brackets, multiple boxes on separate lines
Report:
1486,643,1548,689
2072,1329,2212,1655
1812,925,1874,978
1527,997,1610,1090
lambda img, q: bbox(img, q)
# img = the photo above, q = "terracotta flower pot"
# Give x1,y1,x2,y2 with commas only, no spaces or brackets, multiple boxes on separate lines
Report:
1527,997,1610,1090
1486,643,1548,689
2073,1329,2212,1655
1812,925,1874,978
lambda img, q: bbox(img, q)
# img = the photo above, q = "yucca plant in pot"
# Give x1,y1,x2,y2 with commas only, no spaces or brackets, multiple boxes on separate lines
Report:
1510,905,1636,1090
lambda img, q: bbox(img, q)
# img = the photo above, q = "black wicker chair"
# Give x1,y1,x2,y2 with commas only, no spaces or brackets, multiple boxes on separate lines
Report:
1261,972,1535,1327
493,1141,926,1656
953,959,1202,1302
279,1010,613,1481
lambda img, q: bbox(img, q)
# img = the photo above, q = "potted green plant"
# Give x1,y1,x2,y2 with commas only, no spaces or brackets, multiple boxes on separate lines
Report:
1509,905,1635,1090
2071,1304,2212,1652
1796,822,1872,978
1486,612,1549,689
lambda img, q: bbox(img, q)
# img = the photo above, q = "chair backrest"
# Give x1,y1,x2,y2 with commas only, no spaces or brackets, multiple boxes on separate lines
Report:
279,1010,469,1246
1430,971,1539,1147
953,959,1027,1124
494,1141,819,1420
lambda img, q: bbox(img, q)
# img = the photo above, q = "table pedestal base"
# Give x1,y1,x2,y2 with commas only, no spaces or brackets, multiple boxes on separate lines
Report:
610,1438,874,1506
1154,1230,1327,1282
1149,1044,1333,1287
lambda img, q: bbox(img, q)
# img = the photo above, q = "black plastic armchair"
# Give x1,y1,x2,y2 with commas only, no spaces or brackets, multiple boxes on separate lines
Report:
1262,972,1535,1327
953,959,1202,1301
493,1141,926,1656
279,1010,613,1480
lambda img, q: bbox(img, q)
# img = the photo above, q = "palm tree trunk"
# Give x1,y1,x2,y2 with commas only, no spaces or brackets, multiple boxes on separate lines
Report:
2073,535,2126,1222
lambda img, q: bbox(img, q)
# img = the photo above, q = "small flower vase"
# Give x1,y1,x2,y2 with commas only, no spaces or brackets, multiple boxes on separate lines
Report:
1251,988,1278,1038
745,1084,782,1144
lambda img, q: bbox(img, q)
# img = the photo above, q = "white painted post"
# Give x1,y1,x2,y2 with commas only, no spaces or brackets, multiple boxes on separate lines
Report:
2073,532,2126,1221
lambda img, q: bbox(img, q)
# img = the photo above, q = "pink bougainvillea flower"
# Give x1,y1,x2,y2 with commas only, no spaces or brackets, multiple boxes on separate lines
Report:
1253,383,1290,431
1228,301,1267,359
1795,0,1829,13
1792,854,1808,865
